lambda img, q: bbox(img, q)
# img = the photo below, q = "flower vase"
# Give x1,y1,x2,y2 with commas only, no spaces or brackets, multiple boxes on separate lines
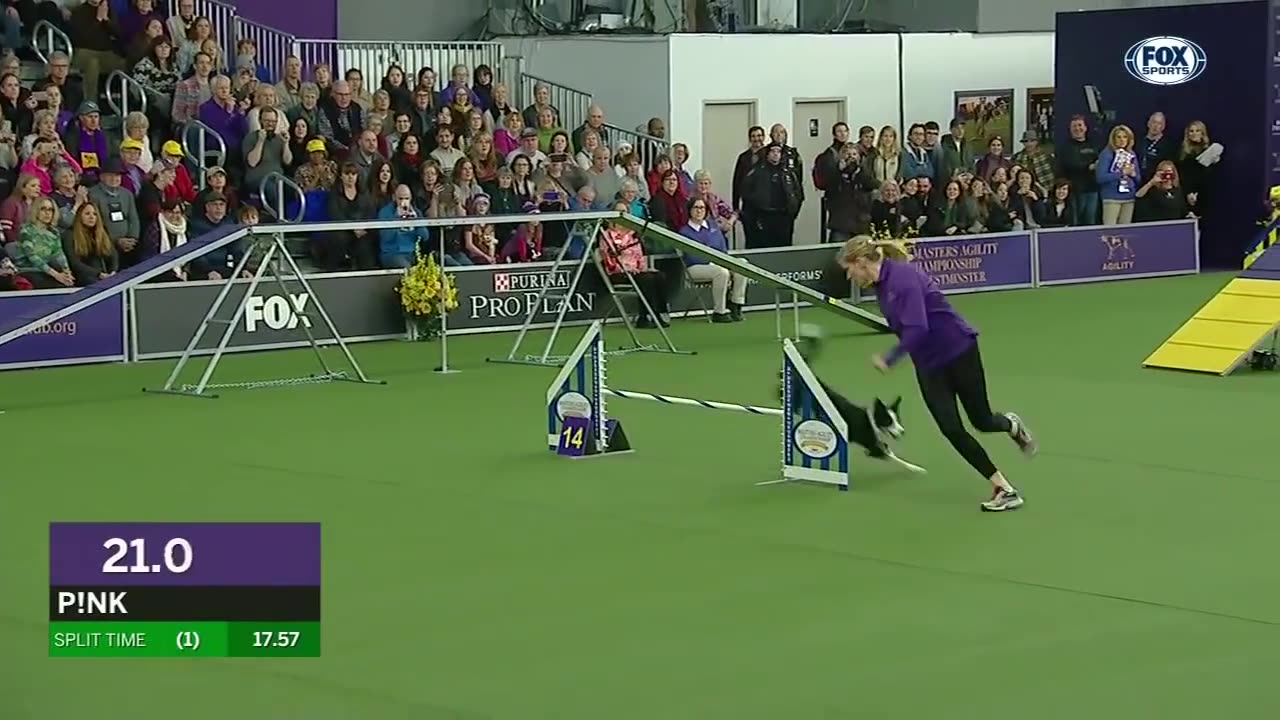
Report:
405,315,443,342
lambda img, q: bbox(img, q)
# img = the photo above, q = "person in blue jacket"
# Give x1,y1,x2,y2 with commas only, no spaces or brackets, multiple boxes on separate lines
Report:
377,184,429,268
1095,124,1140,226
840,236,1038,512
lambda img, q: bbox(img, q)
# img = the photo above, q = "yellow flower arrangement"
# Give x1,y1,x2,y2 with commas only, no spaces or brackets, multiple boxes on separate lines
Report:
869,220,919,259
394,250,459,339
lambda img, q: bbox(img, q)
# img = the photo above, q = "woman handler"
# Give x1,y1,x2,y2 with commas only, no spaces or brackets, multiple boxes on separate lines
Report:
839,236,1038,511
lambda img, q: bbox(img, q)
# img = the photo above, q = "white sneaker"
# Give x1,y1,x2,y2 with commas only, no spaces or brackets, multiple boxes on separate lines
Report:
981,488,1024,512
1005,413,1038,458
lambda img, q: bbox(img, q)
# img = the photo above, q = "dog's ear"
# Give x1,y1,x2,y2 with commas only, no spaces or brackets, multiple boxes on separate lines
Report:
890,396,902,411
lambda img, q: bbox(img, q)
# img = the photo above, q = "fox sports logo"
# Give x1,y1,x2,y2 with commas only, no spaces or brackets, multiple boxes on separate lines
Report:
1124,36,1207,85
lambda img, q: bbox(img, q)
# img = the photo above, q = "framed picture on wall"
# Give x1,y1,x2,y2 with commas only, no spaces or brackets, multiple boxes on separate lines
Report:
953,89,1014,157
1026,87,1056,154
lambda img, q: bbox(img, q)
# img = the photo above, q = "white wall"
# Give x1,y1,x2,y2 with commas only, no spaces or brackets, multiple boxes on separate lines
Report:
667,33,902,172
497,36,671,133
900,32,1054,143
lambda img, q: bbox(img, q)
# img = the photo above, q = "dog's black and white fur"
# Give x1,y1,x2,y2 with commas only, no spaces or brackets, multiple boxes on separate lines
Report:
784,378,928,474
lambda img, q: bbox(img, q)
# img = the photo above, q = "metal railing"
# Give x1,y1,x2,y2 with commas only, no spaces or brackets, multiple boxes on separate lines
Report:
520,73,592,136
258,172,307,223
181,119,227,190
602,122,670,167
104,71,148,118
295,40,504,92
234,17,295,81
171,0,238,64
31,20,72,64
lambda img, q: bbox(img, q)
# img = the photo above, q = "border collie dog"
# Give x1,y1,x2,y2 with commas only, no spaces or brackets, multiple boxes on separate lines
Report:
781,378,927,474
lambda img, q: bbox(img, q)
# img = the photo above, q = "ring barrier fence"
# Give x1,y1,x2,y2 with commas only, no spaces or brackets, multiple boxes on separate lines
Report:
0,216,1201,374
180,120,227,190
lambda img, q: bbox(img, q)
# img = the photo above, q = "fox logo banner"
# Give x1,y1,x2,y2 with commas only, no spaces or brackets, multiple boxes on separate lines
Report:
244,293,312,332
1124,36,1207,85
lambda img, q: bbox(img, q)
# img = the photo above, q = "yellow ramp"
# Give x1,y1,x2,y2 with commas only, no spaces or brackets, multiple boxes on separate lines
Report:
1144,278,1280,375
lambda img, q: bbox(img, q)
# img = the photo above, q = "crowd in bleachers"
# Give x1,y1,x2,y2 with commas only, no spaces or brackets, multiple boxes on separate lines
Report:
0,0,1220,325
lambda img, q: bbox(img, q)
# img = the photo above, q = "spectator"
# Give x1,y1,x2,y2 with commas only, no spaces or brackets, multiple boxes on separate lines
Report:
1097,124,1139,225
936,117,973,184
467,132,500,185
275,56,304,111
62,201,118,286
377,182,426,268
142,198,188,280
1012,130,1053,190
33,52,84,121
171,51,213,125
14,196,73,288
0,73,36,139
287,82,321,132
498,203,541,263
870,125,902,188
505,127,545,169
509,154,535,206
599,203,668,327
366,159,394,209
486,166,519,215
51,166,87,229
380,65,412,115
742,143,801,248
63,101,107,183
68,0,125,104
317,80,364,151
973,137,1010,184
438,63,481,108
1041,179,1074,227
731,125,766,242
293,138,336,192
681,196,745,323
824,141,876,242
902,123,934,180
121,111,153,172
1177,120,1214,216
568,183,600,212
90,159,141,265
649,169,688,230
136,163,172,227
125,17,165,65
671,143,694,196
323,162,375,270
584,146,620,205
188,193,243,280
691,169,734,235
120,0,161,44
236,38,271,84
390,132,424,186
574,129,602,171
312,64,334,98
1138,111,1175,186
119,138,146,192
429,125,464,174
346,68,372,109
870,180,908,237
768,124,802,183
572,105,609,152
1135,160,1188,221
813,122,850,197
985,181,1017,232
925,179,973,236
165,0,196,47
0,2,17,55
383,112,411,155
486,82,516,131
620,153,650,203
618,178,646,218
406,86,434,136
243,106,292,191
157,141,196,204
522,82,559,131
343,128,378,183
195,166,237,214
246,85,282,135
0,172,39,237
366,89,391,127
495,110,521,157
20,108,58,161
451,156,483,202
412,159,442,211
199,75,249,160
175,16,212,73
463,194,497,263
1005,169,1041,229
21,138,77,193
460,109,485,151
1058,115,1099,225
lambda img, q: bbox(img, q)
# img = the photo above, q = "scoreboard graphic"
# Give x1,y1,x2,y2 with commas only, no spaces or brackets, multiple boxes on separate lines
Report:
48,522,321,658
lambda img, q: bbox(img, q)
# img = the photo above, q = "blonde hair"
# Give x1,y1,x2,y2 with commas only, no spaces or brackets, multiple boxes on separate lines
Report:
1108,124,1134,150
839,235,912,267
1181,120,1209,159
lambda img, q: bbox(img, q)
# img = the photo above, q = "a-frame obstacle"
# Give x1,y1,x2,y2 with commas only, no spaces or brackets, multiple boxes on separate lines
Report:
544,321,853,490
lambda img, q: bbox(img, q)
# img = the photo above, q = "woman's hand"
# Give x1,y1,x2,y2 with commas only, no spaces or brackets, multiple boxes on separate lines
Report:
871,355,889,373
1187,192,1198,205
945,226,957,235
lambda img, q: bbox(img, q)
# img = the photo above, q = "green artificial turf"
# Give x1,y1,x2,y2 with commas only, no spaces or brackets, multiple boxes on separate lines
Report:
2,271,1278,718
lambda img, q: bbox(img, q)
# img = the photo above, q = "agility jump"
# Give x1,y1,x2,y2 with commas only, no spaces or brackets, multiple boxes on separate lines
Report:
544,320,854,490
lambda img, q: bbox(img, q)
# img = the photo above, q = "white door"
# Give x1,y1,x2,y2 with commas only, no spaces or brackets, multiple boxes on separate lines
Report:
792,100,845,245
701,101,756,249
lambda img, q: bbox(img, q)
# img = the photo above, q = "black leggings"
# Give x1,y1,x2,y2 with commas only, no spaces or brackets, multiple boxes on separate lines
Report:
916,343,1011,479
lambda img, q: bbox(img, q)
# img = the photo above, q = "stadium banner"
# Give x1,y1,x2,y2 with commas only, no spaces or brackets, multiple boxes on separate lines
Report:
910,231,1035,294
729,244,843,308
130,272,404,359
450,260,608,333
1035,218,1200,286
0,289,126,370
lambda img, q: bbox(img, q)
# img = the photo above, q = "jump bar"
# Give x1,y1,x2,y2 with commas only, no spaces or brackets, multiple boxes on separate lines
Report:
604,388,783,416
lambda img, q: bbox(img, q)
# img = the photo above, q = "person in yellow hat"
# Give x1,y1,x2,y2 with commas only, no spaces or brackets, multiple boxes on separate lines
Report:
156,140,196,204
119,138,147,193
294,138,336,192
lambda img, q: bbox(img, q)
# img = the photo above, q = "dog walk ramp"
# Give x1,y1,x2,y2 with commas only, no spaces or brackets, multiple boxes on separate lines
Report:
1144,247,1280,375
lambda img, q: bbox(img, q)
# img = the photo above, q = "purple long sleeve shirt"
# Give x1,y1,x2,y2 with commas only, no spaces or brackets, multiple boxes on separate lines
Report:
875,259,978,371
197,99,248,154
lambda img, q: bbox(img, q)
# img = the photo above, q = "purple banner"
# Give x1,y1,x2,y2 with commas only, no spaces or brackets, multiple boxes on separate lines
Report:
231,0,337,40
910,232,1035,295
0,291,124,369
1271,0,1280,188
49,523,321,586
1036,219,1199,285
